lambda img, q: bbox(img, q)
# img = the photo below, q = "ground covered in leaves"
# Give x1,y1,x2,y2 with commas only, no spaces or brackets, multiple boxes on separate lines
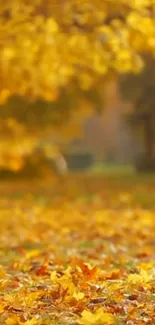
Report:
0,175,155,325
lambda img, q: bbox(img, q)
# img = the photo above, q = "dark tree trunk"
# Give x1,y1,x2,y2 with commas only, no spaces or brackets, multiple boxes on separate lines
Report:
144,116,154,158
135,115,155,172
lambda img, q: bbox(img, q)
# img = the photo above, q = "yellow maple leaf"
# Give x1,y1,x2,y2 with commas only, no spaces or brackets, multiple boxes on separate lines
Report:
127,269,152,284
51,270,76,296
78,308,114,325
73,291,85,301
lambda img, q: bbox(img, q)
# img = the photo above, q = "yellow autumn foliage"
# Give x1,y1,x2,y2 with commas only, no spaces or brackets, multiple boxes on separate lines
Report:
1,0,155,171
127,269,153,284
0,177,155,324
79,308,114,325
0,0,155,101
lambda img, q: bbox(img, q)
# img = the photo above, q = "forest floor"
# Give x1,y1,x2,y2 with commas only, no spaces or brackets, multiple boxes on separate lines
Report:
0,173,155,325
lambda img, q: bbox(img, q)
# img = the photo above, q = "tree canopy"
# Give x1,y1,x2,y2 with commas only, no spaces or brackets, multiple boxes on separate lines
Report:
1,0,155,102
1,0,155,173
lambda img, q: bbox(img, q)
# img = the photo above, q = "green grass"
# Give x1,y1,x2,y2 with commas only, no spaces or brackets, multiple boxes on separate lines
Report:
88,163,155,182
89,163,135,176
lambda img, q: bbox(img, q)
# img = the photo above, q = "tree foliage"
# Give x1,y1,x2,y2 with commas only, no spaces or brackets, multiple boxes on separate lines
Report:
1,0,155,102
0,87,98,173
1,0,155,172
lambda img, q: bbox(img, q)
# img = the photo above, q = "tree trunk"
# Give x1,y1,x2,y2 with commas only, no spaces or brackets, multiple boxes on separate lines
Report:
135,115,155,172
144,116,154,158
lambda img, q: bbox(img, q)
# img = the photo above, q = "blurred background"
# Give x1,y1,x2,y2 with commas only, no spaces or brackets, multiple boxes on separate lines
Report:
0,66,154,179
0,72,154,179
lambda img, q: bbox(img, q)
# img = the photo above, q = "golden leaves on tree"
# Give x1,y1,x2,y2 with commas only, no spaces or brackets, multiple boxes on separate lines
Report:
1,0,155,101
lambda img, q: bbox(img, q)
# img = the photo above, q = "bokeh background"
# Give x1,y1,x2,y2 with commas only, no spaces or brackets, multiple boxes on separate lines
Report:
1,1,155,179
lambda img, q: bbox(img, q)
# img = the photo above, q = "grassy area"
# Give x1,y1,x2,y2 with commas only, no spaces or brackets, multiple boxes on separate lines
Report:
89,163,135,176
0,169,155,207
89,163,155,182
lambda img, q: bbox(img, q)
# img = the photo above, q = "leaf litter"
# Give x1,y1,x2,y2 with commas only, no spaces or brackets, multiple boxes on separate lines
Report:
0,177,155,325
